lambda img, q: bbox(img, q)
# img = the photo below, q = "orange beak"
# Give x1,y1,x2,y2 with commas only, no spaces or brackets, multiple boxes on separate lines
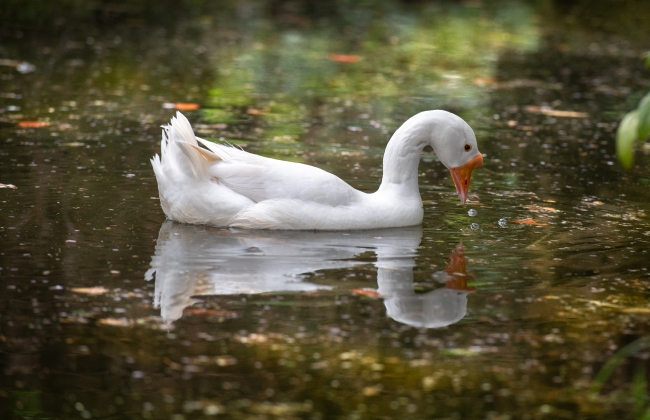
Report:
449,153,483,204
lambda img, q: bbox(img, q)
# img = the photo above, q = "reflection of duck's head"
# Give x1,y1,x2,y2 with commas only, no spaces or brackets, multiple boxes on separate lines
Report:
444,243,475,292
383,288,470,329
378,242,474,329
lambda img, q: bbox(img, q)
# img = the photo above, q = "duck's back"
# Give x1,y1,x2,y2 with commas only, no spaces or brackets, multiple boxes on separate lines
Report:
201,139,359,207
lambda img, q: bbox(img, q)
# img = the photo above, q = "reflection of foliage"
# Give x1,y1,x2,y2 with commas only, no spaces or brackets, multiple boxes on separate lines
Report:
590,337,650,420
201,2,539,158
617,90,650,170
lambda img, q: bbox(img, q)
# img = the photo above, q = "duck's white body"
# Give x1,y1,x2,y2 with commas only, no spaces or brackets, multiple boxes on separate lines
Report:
151,111,482,230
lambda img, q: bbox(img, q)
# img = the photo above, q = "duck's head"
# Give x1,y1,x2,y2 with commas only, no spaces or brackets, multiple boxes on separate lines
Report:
424,111,483,204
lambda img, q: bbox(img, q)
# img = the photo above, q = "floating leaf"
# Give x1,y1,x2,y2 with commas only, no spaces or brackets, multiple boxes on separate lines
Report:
512,218,548,226
524,105,588,118
163,102,200,111
328,53,360,63
352,288,381,298
71,286,109,295
98,318,132,327
616,110,639,170
174,102,200,111
18,121,50,128
637,92,650,141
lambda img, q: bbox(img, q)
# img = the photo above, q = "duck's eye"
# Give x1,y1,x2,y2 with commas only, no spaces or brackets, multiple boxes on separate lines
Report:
464,144,472,152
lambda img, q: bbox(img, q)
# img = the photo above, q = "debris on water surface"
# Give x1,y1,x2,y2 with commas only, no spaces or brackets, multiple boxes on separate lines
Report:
163,102,200,111
328,53,360,63
524,105,588,119
470,223,480,230
523,204,559,213
468,209,477,217
352,288,381,298
512,218,548,226
0,183,17,189
498,218,507,227
71,286,109,295
18,121,50,128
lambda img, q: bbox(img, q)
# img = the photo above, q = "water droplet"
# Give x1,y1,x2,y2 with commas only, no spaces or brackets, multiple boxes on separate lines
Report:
468,209,477,217
470,223,480,230
498,218,507,227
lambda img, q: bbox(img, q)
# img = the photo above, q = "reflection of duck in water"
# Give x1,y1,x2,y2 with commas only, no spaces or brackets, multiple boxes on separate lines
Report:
379,243,474,329
145,222,474,328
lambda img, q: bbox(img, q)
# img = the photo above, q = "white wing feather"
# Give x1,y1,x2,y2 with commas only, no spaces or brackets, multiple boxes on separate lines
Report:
196,137,359,206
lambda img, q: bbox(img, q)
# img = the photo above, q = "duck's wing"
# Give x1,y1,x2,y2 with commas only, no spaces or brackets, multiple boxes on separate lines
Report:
196,138,360,206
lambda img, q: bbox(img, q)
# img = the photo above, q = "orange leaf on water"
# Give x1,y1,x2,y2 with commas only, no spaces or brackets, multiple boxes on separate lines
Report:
512,218,548,226
352,288,381,298
18,121,50,128
524,105,587,118
71,286,109,295
328,53,360,63
173,102,200,111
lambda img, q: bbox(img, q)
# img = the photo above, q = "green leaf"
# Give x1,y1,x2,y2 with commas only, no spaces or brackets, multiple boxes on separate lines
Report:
616,110,639,170
591,336,650,395
632,368,648,417
638,92,650,141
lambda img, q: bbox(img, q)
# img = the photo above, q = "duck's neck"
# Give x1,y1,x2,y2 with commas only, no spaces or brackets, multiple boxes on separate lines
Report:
377,116,434,197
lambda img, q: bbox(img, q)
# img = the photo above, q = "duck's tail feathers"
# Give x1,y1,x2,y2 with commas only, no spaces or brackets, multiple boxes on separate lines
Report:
155,111,221,182
151,112,222,218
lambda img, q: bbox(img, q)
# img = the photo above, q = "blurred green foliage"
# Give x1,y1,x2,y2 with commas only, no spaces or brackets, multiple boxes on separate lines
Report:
617,90,650,170
591,337,650,420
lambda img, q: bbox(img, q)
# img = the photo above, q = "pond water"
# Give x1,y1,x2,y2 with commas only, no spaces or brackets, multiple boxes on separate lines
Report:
1,1,650,419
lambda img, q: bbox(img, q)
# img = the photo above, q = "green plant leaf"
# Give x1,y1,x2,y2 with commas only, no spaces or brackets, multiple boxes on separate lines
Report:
590,336,650,395
616,110,639,170
638,92,650,141
632,368,648,417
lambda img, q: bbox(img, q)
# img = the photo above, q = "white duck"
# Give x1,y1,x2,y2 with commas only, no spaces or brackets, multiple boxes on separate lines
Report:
151,110,483,230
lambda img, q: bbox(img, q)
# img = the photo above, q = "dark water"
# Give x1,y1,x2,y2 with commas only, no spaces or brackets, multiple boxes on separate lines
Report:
1,1,650,419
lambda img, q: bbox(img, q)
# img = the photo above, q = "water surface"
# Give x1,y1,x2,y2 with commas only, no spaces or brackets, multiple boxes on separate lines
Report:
1,1,650,419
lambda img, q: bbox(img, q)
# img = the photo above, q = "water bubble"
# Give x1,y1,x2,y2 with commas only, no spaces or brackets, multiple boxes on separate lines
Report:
468,209,477,217
498,218,507,227
16,62,36,74
470,223,480,230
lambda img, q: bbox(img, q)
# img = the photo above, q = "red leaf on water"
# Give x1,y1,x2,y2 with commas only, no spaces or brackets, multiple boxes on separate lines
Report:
18,121,50,128
173,102,200,111
512,218,548,226
328,53,360,63
352,288,380,298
